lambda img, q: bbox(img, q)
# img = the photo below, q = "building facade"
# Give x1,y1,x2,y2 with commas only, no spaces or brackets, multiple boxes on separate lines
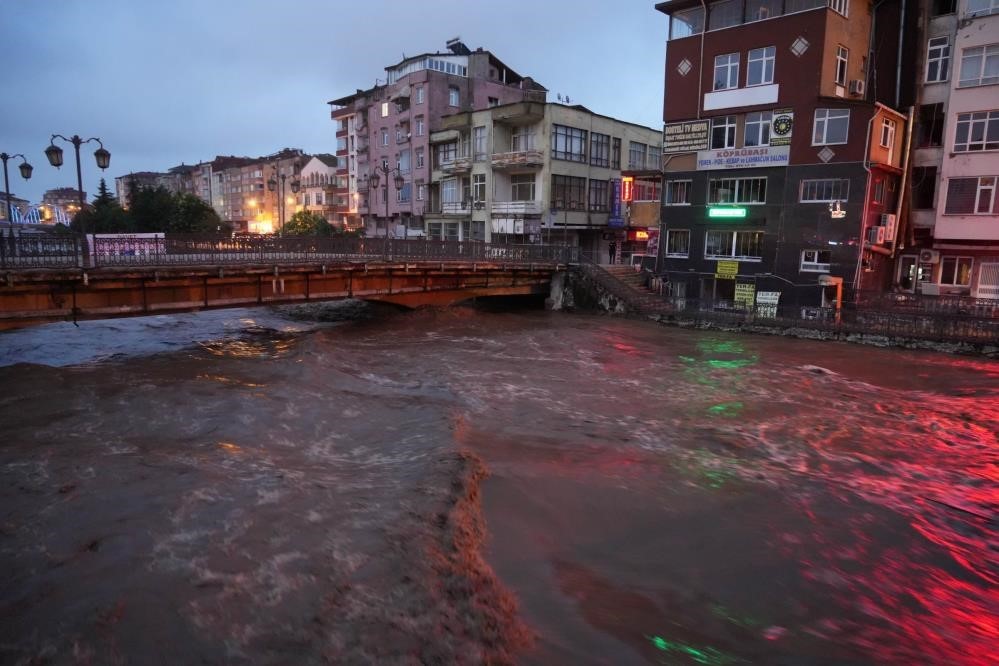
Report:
655,0,915,311
422,102,662,258
327,39,547,238
907,0,999,299
297,154,346,227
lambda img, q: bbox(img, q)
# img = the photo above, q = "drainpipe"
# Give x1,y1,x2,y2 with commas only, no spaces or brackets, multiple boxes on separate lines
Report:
853,110,877,298
891,106,915,257
895,0,907,108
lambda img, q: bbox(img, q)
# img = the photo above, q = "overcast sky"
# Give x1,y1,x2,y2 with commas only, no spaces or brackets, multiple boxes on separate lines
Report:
3,0,667,204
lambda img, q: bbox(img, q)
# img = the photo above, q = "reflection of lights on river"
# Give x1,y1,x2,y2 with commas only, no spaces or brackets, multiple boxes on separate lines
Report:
649,634,736,665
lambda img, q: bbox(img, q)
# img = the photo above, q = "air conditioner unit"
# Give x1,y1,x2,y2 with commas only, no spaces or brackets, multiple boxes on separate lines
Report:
880,213,897,239
868,226,886,244
919,249,940,264
848,79,866,96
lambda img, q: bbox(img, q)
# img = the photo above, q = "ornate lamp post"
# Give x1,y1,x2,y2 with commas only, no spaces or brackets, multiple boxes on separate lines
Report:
367,164,405,238
267,168,301,236
44,134,110,237
1,152,33,225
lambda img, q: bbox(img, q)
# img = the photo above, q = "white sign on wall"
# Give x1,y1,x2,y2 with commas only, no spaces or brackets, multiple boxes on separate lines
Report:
696,145,790,170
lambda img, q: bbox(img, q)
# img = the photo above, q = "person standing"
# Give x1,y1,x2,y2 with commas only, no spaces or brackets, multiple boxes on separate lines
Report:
608,241,616,264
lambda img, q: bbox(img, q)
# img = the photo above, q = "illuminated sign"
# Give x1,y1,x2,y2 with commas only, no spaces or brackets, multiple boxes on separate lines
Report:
634,230,649,240
696,145,790,170
621,176,634,202
708,207,747,218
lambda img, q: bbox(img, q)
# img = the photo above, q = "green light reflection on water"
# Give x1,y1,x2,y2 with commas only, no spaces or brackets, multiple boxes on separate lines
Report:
649,635,738,665
707,401,744,417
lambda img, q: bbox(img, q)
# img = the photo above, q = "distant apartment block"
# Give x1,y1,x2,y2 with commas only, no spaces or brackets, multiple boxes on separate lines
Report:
297,154,345,226
327,39,547,237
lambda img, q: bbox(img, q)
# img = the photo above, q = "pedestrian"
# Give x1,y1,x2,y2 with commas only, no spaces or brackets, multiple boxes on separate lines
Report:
608,241,616,264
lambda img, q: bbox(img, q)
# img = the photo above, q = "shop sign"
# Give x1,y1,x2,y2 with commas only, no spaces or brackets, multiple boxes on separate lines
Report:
716,260,739,280
756,291,781,317
734,283,756,308
664,120,710,153
697,145,790,170
770,109,794,146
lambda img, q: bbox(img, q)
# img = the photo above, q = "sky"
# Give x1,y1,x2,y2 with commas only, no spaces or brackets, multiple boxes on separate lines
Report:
2,0,667,204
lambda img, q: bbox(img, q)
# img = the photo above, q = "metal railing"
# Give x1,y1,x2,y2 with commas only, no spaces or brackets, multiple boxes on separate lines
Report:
0,233,578,270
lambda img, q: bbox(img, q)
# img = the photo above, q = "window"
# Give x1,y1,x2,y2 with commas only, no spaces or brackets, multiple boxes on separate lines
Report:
415,86,424,104
873,180,885,204
799,178,849,202
711,115,738,148
488,97,499,107
473,126,487,161
744,111,772,147
959,45,999,88
552,125,588,162
747,46,775,86
396,127,404,143
835,46,848,86
551,174,587,208
705,230,764,260
628,142,647,169
427,221,442,239
381,129,389,146
512,126,536,151
437,142,457,165
648,145,662,171
670,7,704,39
588,179,609,211
611,138,622,169
746,0,783,22
813,109,850,145
665,180,692,205
709,177,767,204
381,102,389,117
931,0,955,15
880,118,897,149
397,183,411,203
448,86,460,106
415,118,424,136
828,0,848,17
912,166,937,209
634,179,662,201
800,250,831,272
917,103,945,147
510,174,535,201
417,183,425,201
926,37,950,83
590,132,610,167
415,148,425,169
709,0,742,29
967,0,999,17
665,230,690,257
714,52,740,90
954,111,999,152
940,257,973,286
398,149,411,173
945,176,998,214
441,178,460,204
472,174,486,202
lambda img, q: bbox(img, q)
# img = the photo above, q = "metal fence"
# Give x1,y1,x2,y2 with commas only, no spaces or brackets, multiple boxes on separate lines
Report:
0,233,579,270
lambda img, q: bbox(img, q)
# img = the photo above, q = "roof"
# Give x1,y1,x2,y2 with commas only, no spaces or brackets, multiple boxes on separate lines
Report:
311,153,339,168
441,100,661,135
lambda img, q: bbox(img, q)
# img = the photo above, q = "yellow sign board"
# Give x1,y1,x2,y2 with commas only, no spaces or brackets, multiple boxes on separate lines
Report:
715,260,739,280
734,283,756,308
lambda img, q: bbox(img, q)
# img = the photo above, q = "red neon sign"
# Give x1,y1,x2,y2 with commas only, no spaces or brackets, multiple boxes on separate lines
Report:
621,176,634,202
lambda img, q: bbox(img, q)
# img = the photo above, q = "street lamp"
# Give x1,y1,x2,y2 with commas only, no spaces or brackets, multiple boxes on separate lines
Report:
267,168,300,236
44,134,110,238
1,152,33,225
367,164,405,238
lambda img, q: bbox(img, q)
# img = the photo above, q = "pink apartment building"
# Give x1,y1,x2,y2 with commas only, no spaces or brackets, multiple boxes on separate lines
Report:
327,39,546,237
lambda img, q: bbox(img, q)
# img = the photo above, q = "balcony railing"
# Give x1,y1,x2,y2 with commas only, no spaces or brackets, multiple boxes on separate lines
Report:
491,150,544,169
491,200,543,215
441,201,471,215
439,156,472,174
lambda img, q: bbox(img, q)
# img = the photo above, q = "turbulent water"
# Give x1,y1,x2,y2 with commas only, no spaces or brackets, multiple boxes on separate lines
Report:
1,303,996,665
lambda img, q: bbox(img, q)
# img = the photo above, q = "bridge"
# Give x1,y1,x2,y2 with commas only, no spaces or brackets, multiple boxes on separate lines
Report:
0,235,575,329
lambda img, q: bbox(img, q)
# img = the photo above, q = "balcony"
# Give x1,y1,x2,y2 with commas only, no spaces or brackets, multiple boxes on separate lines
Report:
491,150,544,170
490,102,545,125
441,201,470,215
491,200,543,216
439,156,472,175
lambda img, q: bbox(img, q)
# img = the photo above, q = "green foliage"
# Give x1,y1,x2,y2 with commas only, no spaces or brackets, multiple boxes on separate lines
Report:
72,178,133,233
128,186,230,234
284,210,333,236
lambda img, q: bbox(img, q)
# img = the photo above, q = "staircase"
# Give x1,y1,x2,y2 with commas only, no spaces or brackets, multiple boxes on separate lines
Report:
580,262,673,317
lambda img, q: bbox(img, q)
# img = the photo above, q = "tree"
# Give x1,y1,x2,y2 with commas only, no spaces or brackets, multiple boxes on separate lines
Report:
284,210,333,236
170,193,228,233
127,186,229,234
71,178,132,233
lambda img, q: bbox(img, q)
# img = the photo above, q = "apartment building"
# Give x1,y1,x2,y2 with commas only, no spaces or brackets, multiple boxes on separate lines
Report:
654,0,916,311
210,149,306,234
327,39,547,237
422,102,662,256
114,164,198,209
908,0,999,299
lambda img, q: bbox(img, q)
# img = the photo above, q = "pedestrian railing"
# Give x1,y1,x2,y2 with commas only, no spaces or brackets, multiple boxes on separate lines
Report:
0,233,579,270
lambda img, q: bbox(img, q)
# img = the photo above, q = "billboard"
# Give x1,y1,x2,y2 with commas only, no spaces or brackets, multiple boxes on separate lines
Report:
664,120,710,153
696,145,790,170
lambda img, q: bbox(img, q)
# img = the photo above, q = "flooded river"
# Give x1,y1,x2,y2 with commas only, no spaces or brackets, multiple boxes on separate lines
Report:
1,303,996,665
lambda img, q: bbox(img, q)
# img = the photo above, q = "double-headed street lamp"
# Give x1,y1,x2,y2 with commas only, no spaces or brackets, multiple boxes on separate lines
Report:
366,163,405,238
267,168,300,236
44,134,111,237
1,152,33,225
